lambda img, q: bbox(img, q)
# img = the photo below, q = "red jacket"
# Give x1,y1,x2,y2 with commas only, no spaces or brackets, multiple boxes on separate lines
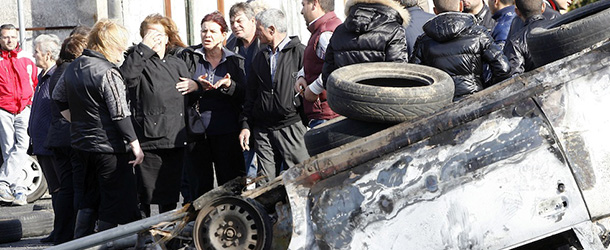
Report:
0,46,38,114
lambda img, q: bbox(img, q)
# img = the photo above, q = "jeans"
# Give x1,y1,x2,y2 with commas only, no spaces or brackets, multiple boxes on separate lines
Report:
243,149,257,178
0,107,30,193
308,119,327,129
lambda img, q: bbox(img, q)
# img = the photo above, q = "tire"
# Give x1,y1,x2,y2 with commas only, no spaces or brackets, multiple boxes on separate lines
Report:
193,196,272,250
304,116,394,156
528,0,610,67
22,156,48,203
0,210,54,238
0,219,22,243
327,62,454,123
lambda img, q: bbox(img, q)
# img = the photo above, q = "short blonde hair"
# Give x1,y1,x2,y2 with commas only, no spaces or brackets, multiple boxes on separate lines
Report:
87,19,129,63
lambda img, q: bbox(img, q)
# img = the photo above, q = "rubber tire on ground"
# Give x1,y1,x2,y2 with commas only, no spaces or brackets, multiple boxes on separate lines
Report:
0,219,22,243
327,62,454,123
193,196,272,250
304,116,395,156
0,210,54,238
528,0,610,68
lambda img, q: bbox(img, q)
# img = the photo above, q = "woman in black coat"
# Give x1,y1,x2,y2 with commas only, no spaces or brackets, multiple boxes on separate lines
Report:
120,14,190,217
177,11,246,201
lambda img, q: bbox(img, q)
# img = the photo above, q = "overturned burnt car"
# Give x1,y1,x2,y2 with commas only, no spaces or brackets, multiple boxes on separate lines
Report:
49,2,610,250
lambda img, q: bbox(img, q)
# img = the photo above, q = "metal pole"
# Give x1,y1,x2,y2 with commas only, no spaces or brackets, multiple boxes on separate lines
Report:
185,0,194,45
17,0,26,46
46,208,189,250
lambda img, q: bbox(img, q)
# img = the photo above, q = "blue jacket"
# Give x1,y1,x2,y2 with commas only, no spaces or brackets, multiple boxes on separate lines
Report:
405,6,435,56
491,5,516,50
29,66,56,156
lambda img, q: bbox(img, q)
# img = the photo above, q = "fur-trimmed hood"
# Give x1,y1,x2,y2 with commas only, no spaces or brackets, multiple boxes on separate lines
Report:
345,0,411,26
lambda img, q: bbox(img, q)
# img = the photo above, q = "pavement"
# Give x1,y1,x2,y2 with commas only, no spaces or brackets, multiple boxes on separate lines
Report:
0,197,170,250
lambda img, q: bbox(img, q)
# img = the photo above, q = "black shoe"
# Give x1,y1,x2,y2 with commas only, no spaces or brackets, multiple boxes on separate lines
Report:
40,234,55,244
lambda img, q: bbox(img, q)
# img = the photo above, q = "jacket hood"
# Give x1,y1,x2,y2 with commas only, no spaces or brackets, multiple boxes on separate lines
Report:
344,0,411,33
423,12,476,42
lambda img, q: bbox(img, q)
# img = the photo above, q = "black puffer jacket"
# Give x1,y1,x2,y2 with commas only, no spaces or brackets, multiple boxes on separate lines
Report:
410,12,511,99
503,15,548,76
322,0,410,86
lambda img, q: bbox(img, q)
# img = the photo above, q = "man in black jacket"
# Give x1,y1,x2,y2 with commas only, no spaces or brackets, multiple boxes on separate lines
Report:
503,0,547,75
238,8,309,181
226,2,264,78
410,0,511,101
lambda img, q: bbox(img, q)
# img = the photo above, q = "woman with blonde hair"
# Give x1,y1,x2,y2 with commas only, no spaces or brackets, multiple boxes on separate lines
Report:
120,14,190,218
60,19,144,233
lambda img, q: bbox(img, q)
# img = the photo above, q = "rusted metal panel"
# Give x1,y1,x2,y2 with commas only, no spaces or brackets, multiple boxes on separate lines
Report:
535,47,610,220
307,101,588,249
283,42,610,249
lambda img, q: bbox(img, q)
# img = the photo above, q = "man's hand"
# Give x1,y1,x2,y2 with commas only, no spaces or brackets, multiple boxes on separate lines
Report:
176,77,200,95
304,87,319,102
239,129,251,151
129,140,145,167
294,77,307,95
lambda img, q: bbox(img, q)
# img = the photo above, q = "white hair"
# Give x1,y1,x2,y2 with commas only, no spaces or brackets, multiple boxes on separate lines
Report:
34,34,61,61
255,8,287,33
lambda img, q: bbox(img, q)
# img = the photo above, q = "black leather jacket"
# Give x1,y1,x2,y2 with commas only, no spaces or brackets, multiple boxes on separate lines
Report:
503,15,548,76
322,0,410,86
410,12,511,99
410,12,510,97
64,49,132,153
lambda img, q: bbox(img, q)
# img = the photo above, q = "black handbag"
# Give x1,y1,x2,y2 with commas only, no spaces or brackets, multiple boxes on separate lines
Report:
186,101,206,136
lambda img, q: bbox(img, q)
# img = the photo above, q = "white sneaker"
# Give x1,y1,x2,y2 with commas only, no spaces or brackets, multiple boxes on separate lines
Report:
0,185,14,203
12,192,27,206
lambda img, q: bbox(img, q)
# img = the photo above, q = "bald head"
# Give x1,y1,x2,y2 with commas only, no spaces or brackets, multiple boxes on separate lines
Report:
433,0,463,14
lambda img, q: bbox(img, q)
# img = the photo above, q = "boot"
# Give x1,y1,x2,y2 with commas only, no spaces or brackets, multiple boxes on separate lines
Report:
73,208,97,238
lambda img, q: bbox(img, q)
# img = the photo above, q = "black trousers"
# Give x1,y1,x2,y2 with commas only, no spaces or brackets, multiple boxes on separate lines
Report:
76,150,139,225
48,147,77,244
136,148,183,217
184,132,245,201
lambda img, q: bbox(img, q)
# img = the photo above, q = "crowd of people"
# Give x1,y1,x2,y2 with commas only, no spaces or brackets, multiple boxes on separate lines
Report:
0,0,571,245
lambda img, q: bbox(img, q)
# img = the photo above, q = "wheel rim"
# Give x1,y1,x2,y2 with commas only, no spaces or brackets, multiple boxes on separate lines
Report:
21,157,42,196
193,197,270,250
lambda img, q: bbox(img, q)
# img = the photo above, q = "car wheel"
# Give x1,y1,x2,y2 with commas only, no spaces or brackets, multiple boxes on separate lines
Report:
528,0,610,67
327,62,454,123
22,156,48,203
193,196,272,250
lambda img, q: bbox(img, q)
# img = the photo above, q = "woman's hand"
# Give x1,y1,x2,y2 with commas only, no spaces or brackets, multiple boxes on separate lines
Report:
176,77,200,95
129,140,145,167
141,29,164,53
197,73,216,91
213,73,232,89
